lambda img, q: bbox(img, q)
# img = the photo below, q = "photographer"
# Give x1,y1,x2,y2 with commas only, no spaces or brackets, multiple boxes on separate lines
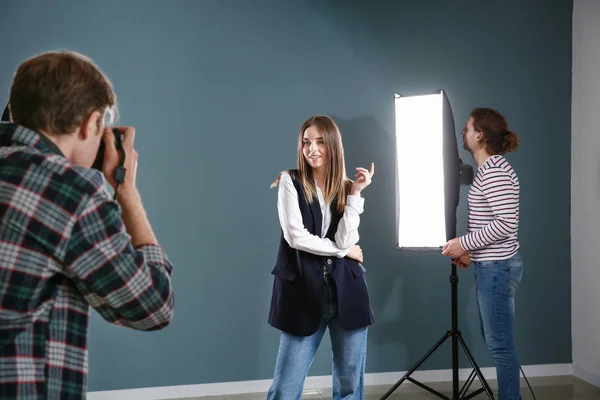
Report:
0,50,175,399
443,107,521,400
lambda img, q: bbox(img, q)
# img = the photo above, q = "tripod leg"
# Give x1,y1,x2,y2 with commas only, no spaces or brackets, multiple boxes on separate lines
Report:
452,330,460,397
520,366,536,400
460,369,477,398
457,334,495,399
380,333,451,399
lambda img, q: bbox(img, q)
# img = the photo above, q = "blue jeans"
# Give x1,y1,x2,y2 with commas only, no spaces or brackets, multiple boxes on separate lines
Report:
267,274,368,399
473,251,523,400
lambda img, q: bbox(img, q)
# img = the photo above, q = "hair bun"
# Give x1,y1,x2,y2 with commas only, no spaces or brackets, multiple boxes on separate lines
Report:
504,131,519,152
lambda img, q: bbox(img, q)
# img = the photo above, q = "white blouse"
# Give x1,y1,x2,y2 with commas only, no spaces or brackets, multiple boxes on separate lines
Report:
277,172,364,258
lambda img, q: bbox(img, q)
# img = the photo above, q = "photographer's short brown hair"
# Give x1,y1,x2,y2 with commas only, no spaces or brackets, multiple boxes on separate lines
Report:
9,50,117,135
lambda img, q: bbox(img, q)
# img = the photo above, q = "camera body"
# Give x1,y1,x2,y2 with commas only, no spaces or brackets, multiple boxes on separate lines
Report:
1,104,9,122
92,127,126,184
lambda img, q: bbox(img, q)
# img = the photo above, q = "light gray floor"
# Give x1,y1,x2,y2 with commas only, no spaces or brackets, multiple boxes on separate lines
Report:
175,375,600,399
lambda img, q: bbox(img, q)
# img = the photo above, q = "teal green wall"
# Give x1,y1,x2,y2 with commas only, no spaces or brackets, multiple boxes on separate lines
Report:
0,0,572,391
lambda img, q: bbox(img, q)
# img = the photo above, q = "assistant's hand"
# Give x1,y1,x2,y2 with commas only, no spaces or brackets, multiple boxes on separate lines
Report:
442,238,466,259
452,253,471,269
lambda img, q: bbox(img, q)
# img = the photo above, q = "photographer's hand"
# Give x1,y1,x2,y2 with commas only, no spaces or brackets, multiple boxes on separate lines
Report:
101,127,138,193
101,126,157,247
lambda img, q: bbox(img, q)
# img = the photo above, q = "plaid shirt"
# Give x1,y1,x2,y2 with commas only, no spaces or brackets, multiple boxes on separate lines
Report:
0,123,175,399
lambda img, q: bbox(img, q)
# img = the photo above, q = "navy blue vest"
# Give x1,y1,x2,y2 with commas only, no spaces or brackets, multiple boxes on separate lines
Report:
268,170,374,336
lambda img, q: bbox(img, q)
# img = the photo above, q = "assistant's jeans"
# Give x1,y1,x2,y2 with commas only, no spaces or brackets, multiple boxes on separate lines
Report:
473,251,524,400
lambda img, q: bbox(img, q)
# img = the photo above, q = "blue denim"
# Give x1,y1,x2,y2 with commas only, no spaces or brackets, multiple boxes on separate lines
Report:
267,274,368,399
473,251,524,400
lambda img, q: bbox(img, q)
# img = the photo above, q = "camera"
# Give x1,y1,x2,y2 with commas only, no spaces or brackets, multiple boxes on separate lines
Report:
92,127,126,185
1,104,9,122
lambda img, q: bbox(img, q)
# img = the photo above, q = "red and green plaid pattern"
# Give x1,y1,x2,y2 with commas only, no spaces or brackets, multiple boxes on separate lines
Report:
0,123,175,399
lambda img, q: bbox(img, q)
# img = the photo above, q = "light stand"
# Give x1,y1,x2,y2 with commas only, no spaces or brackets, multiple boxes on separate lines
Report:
381,180,495,399
384,90,494,399
380,263,495,400
387,90,537,399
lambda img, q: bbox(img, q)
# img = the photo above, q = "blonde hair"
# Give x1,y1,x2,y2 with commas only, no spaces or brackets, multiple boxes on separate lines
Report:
9,50,117,134
272,116,352,213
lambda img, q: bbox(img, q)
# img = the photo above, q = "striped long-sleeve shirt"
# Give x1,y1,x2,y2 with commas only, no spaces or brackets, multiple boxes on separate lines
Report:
459,155,520,261
0,123,175,399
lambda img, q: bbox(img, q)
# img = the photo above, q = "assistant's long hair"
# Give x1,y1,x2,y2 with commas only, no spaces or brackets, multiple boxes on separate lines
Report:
272,116,352,213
